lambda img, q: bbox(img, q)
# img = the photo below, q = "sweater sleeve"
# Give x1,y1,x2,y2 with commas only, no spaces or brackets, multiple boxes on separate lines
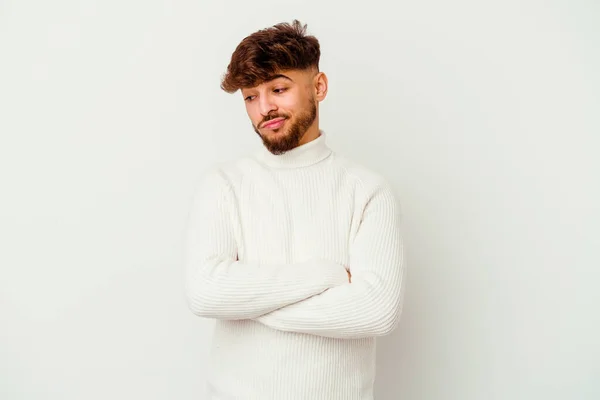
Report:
255,182,406,338
183,167,349,320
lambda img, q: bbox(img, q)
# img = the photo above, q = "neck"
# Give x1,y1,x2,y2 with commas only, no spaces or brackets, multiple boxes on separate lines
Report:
256,129,332,169
297,123,321,146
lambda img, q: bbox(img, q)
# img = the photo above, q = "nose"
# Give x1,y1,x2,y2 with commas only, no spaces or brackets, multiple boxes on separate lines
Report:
258,95,277,117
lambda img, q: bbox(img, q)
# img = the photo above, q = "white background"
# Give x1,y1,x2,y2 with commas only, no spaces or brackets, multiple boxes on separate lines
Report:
1,1,598,399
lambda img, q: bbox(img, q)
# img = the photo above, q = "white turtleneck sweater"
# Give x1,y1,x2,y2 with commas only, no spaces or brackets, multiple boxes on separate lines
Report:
183,131,405,400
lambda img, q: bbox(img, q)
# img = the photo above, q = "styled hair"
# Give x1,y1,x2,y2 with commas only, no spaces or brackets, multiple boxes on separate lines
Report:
220,20,321,93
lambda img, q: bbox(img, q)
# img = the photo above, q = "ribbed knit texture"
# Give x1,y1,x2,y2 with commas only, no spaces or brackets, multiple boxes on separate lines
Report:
184,131,405,400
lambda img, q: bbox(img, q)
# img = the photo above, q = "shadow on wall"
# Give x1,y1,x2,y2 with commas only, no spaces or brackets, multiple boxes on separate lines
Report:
374,286,418,400
375,320,405,399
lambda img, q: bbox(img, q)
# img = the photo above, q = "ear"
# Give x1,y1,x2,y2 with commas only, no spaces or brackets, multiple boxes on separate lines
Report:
313,71,328,102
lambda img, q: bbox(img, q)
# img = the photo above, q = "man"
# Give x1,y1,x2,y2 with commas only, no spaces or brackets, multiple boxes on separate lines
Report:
184,19,405,400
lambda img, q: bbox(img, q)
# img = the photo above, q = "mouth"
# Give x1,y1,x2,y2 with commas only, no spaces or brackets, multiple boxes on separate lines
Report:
261,117,286,130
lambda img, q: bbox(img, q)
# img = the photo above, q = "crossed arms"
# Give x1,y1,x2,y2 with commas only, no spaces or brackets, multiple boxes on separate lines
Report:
183,168,405,339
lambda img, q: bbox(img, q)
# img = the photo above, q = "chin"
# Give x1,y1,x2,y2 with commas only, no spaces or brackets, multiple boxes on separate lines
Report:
262,127,290,139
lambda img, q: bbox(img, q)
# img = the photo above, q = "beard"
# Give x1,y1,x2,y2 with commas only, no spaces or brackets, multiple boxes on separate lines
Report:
253,99,317,155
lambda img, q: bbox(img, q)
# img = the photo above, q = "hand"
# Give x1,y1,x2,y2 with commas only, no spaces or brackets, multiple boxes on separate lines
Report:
346,268,352,283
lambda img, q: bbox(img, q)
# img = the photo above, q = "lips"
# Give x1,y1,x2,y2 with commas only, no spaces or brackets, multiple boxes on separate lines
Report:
262,118,286,129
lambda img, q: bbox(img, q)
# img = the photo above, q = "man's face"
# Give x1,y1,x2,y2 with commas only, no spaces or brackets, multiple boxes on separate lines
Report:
241,69,318,155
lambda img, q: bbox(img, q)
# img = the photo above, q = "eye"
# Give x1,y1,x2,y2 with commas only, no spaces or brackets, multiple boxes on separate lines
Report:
244,95,256,102
273,88,287,94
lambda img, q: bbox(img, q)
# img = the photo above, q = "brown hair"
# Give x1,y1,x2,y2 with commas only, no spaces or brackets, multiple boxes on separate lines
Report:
220,20,321,93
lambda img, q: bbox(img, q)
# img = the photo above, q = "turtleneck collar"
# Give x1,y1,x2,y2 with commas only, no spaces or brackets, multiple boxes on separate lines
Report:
255,130,332,169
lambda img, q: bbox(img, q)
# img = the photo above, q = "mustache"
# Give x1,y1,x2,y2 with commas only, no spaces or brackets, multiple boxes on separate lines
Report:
259,113,289,128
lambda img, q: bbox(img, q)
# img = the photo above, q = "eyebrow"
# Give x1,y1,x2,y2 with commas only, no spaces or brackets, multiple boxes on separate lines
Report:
264,74,294,83
242,74,294,96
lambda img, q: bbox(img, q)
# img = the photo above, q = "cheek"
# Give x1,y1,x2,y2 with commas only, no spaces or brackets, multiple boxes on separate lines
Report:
282,97,306,117
245,106,260,124
271,105,292,120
